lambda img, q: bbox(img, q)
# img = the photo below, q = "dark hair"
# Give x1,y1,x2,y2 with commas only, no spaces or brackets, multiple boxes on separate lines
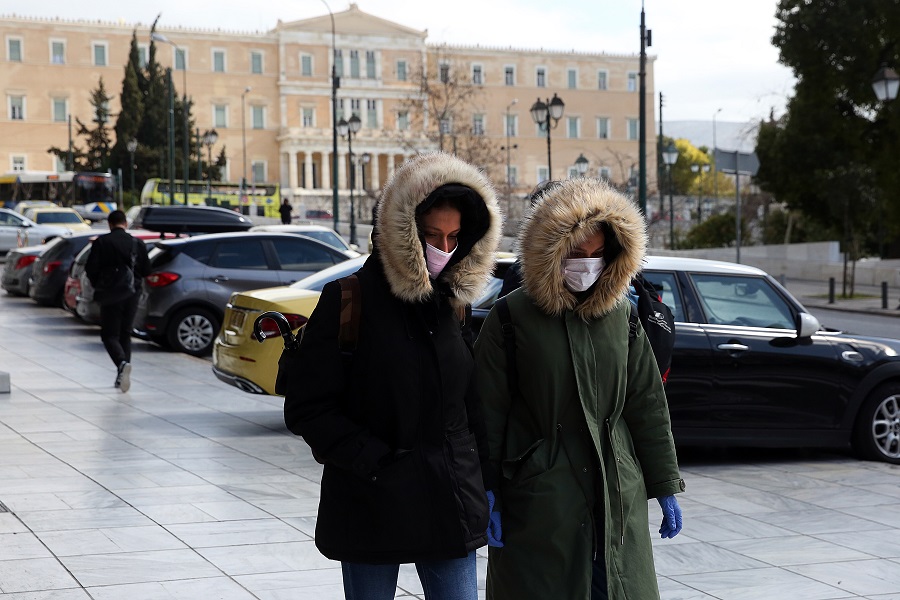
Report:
527,179,562,206
107,210,127,226
599,221,623,264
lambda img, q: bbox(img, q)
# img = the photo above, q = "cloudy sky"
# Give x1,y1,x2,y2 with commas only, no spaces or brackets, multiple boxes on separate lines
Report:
14,0,795,126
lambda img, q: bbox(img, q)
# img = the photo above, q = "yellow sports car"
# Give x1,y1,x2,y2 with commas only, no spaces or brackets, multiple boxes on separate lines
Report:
212,253,515,396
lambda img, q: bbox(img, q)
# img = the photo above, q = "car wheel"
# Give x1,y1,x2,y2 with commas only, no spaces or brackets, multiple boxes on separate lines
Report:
853,382,900,464
167,307,219,357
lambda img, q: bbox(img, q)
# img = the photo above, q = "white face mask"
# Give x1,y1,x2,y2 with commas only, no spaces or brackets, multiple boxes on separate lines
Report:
562,257,605,292
425,243,457,278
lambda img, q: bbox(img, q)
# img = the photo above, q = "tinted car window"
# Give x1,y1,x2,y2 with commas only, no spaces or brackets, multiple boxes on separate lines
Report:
271,238,339,271
642,271,684,322
211,240,269,270
297,230,347,250
690,274,794,328
36,212,83,224
40,237,67,260
181,240,216,264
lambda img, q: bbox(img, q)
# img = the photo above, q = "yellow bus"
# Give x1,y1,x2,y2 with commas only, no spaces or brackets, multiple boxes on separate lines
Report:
139,179,281,219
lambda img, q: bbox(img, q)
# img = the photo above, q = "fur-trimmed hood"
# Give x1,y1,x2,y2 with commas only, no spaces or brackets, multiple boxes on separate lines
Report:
374,152,502,307
518,178,647,320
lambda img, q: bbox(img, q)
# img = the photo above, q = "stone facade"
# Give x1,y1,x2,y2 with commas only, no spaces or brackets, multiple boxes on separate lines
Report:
1,4,656,213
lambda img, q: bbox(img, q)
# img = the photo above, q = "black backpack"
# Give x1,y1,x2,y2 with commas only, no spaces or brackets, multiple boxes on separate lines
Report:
495,272,675,387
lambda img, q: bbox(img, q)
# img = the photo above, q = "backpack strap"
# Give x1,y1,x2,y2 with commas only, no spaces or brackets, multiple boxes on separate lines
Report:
338,275,361,353
495,296,523,402
628,302,639,341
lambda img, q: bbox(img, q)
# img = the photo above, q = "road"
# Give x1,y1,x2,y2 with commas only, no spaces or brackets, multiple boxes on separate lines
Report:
809,307,900,338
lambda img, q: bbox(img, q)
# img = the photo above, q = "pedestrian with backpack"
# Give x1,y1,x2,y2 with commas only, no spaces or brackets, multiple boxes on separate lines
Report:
283,152,502,600
474,178,684,600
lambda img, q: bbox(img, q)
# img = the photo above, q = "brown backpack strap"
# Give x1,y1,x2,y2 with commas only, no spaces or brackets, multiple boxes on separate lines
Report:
338,275,361,352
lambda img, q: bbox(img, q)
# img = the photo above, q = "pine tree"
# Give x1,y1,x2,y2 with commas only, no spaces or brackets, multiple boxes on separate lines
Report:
112,32,145,189
74,77,114,172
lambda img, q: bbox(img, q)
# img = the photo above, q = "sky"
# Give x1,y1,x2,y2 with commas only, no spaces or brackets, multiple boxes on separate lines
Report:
11,0,796,126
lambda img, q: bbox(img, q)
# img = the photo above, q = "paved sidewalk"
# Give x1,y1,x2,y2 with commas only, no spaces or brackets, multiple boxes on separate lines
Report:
1,292,900,599
783,278,900,318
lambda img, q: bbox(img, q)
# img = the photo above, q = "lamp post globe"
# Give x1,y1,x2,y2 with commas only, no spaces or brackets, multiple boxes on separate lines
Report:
872,64,900,102
530,93,565,179
575,153,589,177
662,143,678,250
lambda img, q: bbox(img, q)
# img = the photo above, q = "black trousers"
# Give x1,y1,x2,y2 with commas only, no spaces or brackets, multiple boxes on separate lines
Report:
99,292,139,367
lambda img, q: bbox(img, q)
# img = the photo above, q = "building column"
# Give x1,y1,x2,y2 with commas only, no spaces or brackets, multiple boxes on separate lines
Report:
321,152,330,191
288,150,299,192
303,153,313,189
370,153,380,190
338,150,348,191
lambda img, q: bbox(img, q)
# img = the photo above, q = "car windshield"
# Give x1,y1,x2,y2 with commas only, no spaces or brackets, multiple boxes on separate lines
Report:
297,230,349,250
290,255,368,291
35,212,82,224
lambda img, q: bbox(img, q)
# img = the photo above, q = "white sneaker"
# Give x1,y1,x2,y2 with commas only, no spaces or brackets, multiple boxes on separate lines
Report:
116,362,132,393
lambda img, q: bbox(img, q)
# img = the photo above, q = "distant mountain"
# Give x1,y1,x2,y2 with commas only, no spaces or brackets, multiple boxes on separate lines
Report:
665,120,759,153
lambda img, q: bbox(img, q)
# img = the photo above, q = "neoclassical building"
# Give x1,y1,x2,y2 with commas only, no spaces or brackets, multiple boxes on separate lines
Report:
1,4,655,214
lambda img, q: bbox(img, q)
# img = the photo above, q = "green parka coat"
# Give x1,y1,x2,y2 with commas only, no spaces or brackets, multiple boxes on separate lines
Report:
474,178,685,600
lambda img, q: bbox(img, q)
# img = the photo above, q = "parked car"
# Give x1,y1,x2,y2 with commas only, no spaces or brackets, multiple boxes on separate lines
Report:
212,254,516,396
27,231,98,306
305,209,333,220
249,224,360,255
135,231,354,356
1,207,71,250
1,243,48,296
22,207,92,233
63,230,181,323
130,204,253,234
12,200,57,215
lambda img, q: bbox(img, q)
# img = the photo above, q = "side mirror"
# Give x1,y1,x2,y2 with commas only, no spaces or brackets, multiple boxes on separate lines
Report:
796,312,820,338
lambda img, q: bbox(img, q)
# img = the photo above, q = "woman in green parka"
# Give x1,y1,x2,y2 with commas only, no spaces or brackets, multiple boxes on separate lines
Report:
474,178,685,600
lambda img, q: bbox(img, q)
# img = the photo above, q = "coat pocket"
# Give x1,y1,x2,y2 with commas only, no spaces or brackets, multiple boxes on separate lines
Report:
445,430,489,536
501,438,545,481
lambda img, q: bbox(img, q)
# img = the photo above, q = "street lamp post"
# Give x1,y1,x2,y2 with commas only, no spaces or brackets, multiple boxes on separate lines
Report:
152,32,189,205
241,87,251,198
501,99,518,212
662,143,678,250
202,129,218,203
319,0,340,232
358,152,371,220
712,107,723,202
530,93,565,179
337,114,361,246
871,64,899,259
575,153,589,177
690,163,711,224
126,139,138,196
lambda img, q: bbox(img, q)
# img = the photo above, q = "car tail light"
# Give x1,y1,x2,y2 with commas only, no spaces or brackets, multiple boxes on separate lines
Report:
145,272,181,287
257,313,308,338
14,255,38,270
42,260,62,274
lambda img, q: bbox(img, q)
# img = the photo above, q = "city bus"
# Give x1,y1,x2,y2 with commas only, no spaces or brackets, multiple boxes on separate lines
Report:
139,179,281,219
0,171,117,215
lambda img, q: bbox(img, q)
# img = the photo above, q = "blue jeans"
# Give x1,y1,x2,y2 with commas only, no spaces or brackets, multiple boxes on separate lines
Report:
341,551,477,600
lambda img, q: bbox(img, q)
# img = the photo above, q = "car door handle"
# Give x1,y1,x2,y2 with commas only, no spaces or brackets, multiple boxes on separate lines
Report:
211,275,230,282
717,343,750,352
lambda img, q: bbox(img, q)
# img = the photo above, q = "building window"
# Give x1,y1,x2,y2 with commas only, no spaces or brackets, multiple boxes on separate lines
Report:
567,166,579,179
472,64,483,85
214,104,227,128
252,105,265,129
301,54,312,77
251,160,266,183
366,50,376,78
55,155,67,173
93,42,107,67
366,99,378,128
440,63,450,83
397,110,409,131
536,67,546,88
567,116,579,139
507,166,518,187
11,156,25,171
397,60,407,81
302,107,314,127
598,166,611,180
597,117,609,139
627,118,638,140
51,40,65,65
9,95,24,120
505,114,517,137
597,70,608,90
175,48,186,71
335,49,344,77
627,72,637,92
537,166,549,183
213,49,226,73
7,37,22,62
251,51,263,74
138,45,148,68
505,66,515,86
350,50,360,78
472,114,484,136
440,118,452,135
52,98,67,123
567,68,577,89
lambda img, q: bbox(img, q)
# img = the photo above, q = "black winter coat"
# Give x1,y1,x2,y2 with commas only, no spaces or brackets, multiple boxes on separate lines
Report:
85,227,150,295
283,152,503,564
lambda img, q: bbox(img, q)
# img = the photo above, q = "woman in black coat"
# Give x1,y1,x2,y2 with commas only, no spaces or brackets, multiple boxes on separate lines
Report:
284,152,502,599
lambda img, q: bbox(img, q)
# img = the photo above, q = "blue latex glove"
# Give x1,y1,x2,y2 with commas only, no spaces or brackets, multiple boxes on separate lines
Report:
486,490,504,547
657,495,683,538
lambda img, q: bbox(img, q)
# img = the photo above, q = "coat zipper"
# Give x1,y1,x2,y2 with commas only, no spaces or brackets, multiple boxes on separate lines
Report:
605,419,625,546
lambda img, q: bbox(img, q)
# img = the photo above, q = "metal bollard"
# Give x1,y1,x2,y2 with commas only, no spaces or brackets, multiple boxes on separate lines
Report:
828,277,835,304
883,282,889,310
